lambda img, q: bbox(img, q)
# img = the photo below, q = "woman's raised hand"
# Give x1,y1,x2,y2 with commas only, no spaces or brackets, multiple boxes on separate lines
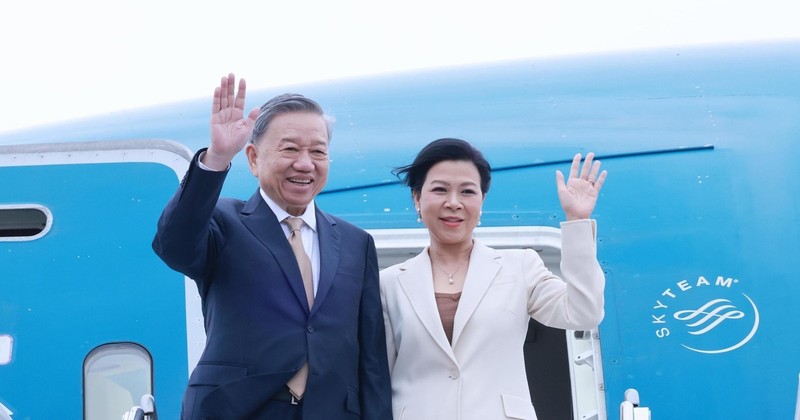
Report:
556,152,607,221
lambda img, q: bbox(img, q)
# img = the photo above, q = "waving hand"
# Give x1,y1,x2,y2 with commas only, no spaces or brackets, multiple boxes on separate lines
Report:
556,152,607,221
202,73,261,171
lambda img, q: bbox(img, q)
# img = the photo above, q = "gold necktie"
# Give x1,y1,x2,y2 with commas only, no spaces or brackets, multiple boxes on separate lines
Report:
284,217,314,307
284,217,313,400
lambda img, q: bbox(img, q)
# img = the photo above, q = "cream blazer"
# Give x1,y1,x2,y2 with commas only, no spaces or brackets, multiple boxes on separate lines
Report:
380,219,605,420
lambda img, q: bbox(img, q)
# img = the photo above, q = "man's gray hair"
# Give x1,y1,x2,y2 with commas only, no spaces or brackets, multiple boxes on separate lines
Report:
248,93,334,144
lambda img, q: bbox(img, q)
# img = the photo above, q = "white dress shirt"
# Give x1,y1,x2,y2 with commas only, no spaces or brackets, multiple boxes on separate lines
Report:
259,190,321,296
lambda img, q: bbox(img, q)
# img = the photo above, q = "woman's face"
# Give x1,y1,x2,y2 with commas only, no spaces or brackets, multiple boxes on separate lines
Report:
414,159,485,248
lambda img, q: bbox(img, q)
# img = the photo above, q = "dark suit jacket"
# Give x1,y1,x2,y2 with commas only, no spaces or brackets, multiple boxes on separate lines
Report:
152,150,392,419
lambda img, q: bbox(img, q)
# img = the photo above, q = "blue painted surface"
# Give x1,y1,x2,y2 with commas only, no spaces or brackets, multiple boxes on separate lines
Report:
1,39,799,418
0,163,186,419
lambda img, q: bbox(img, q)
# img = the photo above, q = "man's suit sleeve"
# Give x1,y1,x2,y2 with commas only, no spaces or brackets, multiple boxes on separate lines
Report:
358,234,393,419
152,148,227,280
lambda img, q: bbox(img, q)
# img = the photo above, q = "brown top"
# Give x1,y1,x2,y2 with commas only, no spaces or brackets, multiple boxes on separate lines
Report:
435,292,462,344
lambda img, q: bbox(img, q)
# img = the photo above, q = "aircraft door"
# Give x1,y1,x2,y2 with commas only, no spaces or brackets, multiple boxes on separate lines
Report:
0,140,191,419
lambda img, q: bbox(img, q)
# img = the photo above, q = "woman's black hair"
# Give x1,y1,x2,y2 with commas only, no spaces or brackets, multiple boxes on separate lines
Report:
392,138,491,195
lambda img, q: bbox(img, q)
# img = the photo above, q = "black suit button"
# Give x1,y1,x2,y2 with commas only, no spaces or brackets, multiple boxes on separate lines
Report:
307,325,314,333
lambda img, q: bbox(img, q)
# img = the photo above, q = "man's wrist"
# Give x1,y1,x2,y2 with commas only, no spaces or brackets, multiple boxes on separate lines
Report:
198,150,231,172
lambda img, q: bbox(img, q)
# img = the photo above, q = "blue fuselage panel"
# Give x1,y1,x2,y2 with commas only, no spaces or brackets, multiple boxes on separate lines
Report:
0,161,186,419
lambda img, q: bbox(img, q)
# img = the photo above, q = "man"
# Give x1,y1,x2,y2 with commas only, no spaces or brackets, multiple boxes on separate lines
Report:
153,74,392,419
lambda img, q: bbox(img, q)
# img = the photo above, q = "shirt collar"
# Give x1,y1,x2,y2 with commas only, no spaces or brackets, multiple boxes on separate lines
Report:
259,189,317,232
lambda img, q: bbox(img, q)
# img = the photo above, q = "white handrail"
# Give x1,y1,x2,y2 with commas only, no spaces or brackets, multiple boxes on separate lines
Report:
620,389,651,420
0,401,12,420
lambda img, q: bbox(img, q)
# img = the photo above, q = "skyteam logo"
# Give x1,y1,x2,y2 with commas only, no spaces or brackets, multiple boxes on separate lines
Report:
652,275,759,354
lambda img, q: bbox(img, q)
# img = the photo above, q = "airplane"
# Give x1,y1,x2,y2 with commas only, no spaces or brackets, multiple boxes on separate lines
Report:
1,38,799,420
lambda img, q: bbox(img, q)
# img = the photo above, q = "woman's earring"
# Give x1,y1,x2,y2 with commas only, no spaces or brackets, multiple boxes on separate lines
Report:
477,210,482,226
416,208,422,223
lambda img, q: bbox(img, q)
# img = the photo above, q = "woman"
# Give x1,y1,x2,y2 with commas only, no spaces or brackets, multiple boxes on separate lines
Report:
380,138,607,420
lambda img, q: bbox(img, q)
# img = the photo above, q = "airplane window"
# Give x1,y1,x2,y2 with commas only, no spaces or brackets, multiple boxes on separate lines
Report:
0,335,12,365
0,205,51,241
83,342,153,420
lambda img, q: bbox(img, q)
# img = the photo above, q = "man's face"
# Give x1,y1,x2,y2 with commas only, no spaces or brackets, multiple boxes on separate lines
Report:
245,111,329,216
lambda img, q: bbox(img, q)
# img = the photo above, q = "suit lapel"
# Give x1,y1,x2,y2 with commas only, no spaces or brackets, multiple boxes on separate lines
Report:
398,249,457,361
312,209,340,315
240,191,310,313
451,241,501,348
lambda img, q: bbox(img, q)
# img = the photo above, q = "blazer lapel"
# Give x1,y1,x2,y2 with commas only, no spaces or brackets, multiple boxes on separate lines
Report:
398,249,457,361
312,209,340,315
240,191,310,313
451,241,501,348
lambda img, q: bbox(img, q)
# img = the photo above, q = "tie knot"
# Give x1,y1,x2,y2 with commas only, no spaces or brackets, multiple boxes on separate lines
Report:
285,217,304,232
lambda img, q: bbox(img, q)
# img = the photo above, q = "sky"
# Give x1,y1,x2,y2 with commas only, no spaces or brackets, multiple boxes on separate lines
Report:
1,0,799,133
